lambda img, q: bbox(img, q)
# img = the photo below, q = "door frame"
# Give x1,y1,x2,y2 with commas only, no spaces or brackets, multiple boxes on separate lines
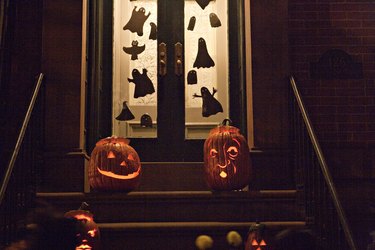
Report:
86,0,248,161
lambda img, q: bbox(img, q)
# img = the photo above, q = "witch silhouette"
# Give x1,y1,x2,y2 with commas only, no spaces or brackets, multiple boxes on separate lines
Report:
193,87,223,117
128,68,155,98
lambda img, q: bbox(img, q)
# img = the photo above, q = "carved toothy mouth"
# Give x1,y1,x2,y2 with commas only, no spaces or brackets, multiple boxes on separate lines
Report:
97,166,141,179
76,244,92,250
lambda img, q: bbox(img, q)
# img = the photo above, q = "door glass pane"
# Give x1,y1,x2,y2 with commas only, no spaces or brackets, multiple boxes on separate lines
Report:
184,0,229,139
113,0,158,138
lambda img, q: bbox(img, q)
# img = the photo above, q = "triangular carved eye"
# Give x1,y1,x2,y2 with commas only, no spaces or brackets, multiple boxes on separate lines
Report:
107,151,115,158
260,240,266,246
128,154,135,161
120,161,127,166
252,239,258,246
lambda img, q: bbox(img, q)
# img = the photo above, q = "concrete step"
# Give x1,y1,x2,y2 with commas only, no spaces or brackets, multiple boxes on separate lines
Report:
98,221,306,250
36,190,303,223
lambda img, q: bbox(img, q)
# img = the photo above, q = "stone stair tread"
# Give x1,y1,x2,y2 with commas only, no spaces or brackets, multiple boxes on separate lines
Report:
98,221,306,231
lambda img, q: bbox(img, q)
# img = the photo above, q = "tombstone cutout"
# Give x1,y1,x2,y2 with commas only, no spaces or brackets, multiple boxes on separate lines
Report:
187,16,196,31
116,101,135,121
123,40,145,60
194,38,215,69
123,6,150,36
149,22,157,40
193,87,223,117
187,70,198,85
209,13,221,28
128,68,155,98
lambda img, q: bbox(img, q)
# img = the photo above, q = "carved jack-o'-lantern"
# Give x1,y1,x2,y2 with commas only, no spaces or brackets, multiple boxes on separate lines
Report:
245,223,268,250
65,208,100,250
88,136,141,191
203,119,251,190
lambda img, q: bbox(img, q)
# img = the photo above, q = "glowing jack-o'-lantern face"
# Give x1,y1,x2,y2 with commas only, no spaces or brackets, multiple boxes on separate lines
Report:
204,120,252,191
245,223,268,250
64,210,100,250
88,136,141,191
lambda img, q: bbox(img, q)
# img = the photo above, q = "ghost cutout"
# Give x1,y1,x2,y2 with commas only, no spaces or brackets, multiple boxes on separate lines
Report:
193,38,215,69
193,87,223,117
123,40,145,60
209,13,221,28
187,16,196,31
195,0,212,10
115,101,135,121
123,6,151,36
128,68,155,98
187,70,198,85
149,22,157,40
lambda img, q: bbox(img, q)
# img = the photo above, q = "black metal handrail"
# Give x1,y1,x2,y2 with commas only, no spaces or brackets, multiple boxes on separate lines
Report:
289,75,357,250
0,73,44,246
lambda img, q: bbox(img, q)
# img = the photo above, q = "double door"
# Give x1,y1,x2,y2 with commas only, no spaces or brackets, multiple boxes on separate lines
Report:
89,0,246,162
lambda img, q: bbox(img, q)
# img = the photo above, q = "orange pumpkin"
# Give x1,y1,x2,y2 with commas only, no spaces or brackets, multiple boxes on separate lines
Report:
203,119,251,190
64,209,100,250
88,136,141,191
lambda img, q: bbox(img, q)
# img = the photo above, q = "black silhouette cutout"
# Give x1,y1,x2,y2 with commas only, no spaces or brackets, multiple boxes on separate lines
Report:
149,22,157,40
195,0,212,10
123,40,145,60
123,6,150,36
209,13,221,28
140,114,153,128
187,16,196,31
193,87,223,117
116,101,135,121
128,68,155,98
193,38,215,69
187,70,197,85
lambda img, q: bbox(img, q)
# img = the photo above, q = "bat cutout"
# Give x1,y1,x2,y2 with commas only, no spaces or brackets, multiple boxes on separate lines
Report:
195,0,212,10
193,87,223,117
115,101,135,121
123,6,150,36
193,38,215,69
149,22,157,40
123,40,145,60
209,13,221,28
187,70,197,85
128,68,155,98
187,16,196,31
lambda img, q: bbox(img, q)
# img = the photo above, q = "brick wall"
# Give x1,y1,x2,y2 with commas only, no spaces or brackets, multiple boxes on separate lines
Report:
289,0,375,179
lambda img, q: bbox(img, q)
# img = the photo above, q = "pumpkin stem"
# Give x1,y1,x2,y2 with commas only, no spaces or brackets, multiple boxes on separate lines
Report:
221,118,232,126
78,202,90,211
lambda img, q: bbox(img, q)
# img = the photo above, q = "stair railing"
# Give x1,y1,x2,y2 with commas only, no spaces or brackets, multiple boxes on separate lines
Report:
0,73,44,246
289,75,357,250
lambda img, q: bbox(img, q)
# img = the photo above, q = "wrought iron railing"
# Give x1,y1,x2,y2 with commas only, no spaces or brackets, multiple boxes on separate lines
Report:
0,73,44,247
288,75,357,250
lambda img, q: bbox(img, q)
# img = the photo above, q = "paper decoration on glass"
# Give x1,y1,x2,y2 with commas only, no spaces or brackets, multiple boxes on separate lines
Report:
123,40,145,60
123,6,151,36
116,101,135,121
193,87,223,117
128,68,155,98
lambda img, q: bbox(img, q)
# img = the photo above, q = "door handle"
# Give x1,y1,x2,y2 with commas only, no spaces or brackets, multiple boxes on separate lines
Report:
175,42,183,76
159,42,167,76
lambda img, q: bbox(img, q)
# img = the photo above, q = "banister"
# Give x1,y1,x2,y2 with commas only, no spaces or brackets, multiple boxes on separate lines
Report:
0,72,44,205
289,75,357,250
